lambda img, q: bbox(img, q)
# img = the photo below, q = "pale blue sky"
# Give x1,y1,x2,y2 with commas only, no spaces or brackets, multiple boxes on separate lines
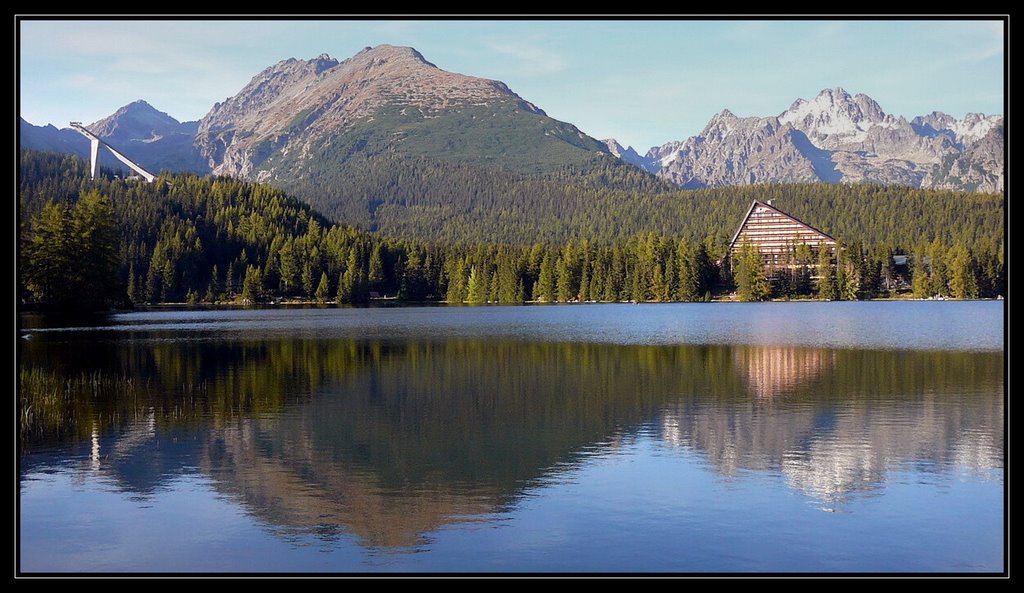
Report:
19,19,1004,151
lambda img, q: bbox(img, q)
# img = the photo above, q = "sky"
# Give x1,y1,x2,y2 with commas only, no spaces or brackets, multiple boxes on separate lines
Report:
18,19,1005,151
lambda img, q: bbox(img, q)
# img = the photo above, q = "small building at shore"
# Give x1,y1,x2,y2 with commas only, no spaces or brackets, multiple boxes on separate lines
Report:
728,200,836,271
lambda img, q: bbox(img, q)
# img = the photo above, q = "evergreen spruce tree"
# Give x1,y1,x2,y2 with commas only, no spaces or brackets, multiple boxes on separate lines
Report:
369,243,386,292
466,266,485,304
126,262,137,304
445,257,468,303
73,190,121,308
301,261,315,299
225,260,238,299
241,265,263,304
948,244,979,300
735,242,770,302
927,240,948,298
676,239,697,301
206,264,220,303
335,270,347,305
315,271,331,302
556,257,573,302
278,239,298,295
536,254,555,302
694,242,716,297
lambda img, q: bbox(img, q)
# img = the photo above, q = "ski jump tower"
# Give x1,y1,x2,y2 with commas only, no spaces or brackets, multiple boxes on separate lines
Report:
69,122,156,183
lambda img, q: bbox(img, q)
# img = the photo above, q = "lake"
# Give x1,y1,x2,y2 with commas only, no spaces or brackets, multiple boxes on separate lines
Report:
18,301,1005,573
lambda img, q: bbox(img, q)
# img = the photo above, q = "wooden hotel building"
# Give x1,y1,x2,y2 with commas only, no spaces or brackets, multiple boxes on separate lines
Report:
728,200,836,271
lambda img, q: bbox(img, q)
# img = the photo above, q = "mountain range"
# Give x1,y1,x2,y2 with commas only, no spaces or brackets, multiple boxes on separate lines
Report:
603,87,1003,193
20,45,1003,200
20,101,209,174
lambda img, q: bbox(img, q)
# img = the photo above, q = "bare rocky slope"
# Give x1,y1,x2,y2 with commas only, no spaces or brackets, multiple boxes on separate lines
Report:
194,44,612,183
606,87,1003,192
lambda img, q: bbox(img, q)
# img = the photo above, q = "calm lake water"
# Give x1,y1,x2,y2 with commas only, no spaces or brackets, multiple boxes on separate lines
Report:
18,302,1004,573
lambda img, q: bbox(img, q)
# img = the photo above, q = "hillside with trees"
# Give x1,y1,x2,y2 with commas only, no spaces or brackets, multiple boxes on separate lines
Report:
19,150,1004,310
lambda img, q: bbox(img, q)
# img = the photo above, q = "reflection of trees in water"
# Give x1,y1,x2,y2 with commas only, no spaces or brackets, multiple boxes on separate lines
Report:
21,336,1003,546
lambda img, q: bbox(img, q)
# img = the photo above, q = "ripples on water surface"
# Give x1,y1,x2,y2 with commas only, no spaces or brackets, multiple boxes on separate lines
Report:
19,302,1004,572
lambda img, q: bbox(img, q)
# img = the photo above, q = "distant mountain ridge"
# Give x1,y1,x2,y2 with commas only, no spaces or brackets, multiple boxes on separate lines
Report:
604,87,1002,192
21,52,1001,195
20,100,208,174
600,138,657,172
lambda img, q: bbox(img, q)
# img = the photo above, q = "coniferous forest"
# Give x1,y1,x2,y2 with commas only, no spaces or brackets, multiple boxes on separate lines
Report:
18,150,1004,311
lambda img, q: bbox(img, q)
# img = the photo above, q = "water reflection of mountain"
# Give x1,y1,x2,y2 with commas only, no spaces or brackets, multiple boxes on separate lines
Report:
20,336,1003,547
662,346,1004,505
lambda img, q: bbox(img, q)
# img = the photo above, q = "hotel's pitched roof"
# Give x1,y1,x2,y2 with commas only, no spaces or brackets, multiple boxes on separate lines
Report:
728,200,836,253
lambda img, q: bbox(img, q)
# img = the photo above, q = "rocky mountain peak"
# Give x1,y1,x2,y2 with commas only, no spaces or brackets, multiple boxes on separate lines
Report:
911,111,1003,148
831,86,849,95
87,99,183,142
702,109,742,135
21,99,207,174
349,44,436,70
626,87,1002,193
601,138,657,172
195,45,552,178
953,113,1004,145
701,109,781,143
818,86,851,102
601,138,628,157
783,86,885,125
778,86,891,148
311,53,340,73
116,99,159,114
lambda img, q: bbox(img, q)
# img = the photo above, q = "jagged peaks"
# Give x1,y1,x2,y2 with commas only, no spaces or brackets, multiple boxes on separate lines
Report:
850,92,886,121
785,87,851,111
600,138,657,172
781,87,886,125
777,87,893,147
700,108,783,140
821,86,850,99
714,108,737,121
703,109,739,131
265,53,339,76
815,87,878,110
601,138,626,156
628,86,1001,193
311,53,339,74
912,110,1003,147
601,138,644,155
914,110,953,123
960,112,1004,131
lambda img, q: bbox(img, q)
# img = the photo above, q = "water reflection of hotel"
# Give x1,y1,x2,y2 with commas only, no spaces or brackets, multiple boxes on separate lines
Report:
732,346,835,399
